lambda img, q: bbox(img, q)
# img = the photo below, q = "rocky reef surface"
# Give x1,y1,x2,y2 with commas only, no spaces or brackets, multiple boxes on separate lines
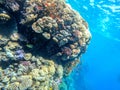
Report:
0,0,91,90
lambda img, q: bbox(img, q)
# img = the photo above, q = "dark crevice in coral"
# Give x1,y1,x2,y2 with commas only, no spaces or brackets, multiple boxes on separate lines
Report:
0,20,16,37
0,60,17,69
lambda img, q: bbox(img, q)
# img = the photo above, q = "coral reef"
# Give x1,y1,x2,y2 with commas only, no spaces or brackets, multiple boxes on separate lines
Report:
0,0,91,89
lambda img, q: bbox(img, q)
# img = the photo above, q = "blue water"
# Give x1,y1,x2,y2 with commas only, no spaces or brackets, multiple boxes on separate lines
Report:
67,0,120,90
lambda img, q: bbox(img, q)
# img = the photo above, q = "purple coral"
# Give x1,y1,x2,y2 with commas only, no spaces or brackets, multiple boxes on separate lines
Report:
61,47,72,56
15,49,24,60
20,61,36,72
20,61,31,66
73,30,82,39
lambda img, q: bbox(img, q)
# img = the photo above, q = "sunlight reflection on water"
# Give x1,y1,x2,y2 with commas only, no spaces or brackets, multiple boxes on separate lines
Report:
66,0,120,42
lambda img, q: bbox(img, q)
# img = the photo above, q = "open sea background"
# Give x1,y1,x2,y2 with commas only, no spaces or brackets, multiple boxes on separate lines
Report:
66,0,120,90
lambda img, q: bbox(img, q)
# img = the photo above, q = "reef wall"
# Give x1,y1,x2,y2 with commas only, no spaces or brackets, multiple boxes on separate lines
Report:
0,0,91,90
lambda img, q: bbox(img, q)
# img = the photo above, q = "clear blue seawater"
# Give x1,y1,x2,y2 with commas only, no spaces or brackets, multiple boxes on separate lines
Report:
66,0,120,90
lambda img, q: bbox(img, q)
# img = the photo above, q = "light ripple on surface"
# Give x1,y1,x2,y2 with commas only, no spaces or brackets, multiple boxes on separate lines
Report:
66,0,120,42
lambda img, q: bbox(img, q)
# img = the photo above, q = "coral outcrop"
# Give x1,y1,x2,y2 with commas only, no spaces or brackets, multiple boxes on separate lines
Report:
0,0,91,89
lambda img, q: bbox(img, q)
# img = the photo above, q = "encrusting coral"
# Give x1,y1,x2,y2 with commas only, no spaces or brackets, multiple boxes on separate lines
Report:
0,0,91,90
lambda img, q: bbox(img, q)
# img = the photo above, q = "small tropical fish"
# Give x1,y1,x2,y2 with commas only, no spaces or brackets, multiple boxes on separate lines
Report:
26,44,33,48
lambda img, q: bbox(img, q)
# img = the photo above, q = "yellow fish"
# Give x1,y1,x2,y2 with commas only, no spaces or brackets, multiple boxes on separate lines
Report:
26,44,33,48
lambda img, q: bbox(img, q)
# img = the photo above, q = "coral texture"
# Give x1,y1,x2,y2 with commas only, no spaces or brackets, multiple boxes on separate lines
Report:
0,0,91,89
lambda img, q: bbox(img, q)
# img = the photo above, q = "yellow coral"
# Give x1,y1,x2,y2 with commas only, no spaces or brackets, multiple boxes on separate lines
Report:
49,87,53,90
24,53,32,60
48,65,55,75
7,82,20,90
30,69,40,77
10,32,20,41
41,66,48,75
18,75,33,90
6,41,20,50
0,13,10,20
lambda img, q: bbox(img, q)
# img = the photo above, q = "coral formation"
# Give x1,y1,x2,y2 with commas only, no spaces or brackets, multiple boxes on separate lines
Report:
0,8,11,24
0,0,91,89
